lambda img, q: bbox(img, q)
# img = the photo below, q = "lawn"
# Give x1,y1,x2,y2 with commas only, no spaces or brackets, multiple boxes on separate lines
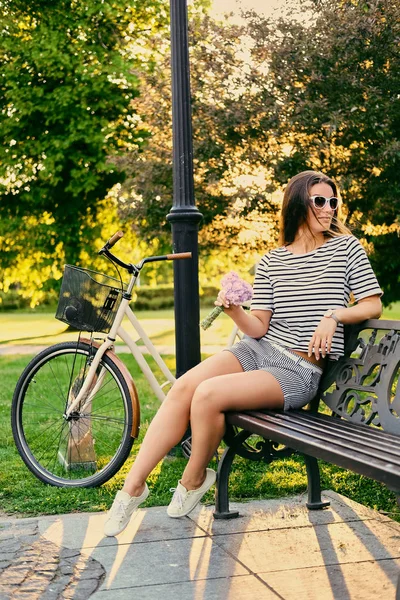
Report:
1,349,400,520
1,302,399,348
0,307,237,349
1,304,399,518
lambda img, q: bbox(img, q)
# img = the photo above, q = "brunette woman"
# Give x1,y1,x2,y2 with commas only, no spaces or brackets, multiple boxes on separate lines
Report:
104,170,382,536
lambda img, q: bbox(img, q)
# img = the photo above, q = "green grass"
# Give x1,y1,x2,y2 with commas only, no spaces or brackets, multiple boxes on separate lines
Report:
381,301,400,320
0,352,185,516
1,352,400,520
1,302,399,349
0,307,236,349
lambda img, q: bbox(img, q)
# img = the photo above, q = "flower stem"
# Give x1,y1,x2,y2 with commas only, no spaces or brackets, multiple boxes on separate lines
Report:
200,306,224,330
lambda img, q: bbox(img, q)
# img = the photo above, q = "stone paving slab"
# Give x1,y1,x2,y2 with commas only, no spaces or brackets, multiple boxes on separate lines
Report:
2,492,400,599
258,559,400,600
0,520,105,600
38,507,207,550
189,491,391,536
36,491,391,555
213,519,400,573
90,574,278,600
84,536,248,590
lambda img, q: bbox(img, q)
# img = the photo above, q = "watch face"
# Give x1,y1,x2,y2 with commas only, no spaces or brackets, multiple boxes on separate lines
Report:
325,309,333,317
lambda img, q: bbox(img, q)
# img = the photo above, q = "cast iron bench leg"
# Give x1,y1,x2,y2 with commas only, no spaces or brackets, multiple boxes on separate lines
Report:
214,445,240,519
304,454,330,510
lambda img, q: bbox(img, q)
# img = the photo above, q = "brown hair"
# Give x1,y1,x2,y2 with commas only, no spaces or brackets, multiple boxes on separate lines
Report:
279,170,352,246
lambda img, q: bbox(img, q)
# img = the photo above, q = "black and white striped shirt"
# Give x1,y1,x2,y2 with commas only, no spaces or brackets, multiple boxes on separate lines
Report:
251,235,382,357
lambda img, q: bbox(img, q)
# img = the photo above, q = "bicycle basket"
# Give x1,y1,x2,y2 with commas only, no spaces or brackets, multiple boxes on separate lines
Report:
55,265,125,334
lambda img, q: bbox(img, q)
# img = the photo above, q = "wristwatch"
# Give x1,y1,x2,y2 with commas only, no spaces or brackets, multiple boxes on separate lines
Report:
324,309,340,324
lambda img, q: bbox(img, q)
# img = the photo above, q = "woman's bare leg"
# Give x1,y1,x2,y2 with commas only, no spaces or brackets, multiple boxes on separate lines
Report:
180,370,284,490
122,351,243,496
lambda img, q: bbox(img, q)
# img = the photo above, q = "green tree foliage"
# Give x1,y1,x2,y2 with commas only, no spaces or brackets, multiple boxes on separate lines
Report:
117,0,399,300
116,8,279,280
0,0,168,301
254,0,400,302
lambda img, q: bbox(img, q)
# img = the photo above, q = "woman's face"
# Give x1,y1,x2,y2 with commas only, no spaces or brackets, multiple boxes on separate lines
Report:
306,182,337,234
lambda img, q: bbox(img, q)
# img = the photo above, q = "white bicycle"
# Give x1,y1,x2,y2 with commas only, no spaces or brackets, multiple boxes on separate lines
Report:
11,232,245,488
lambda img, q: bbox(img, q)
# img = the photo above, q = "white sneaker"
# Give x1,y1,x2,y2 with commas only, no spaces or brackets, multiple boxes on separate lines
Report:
104,485,149,537
167,469,216,518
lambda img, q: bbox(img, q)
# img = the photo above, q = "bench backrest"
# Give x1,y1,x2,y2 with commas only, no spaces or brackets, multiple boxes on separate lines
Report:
316,319,400,435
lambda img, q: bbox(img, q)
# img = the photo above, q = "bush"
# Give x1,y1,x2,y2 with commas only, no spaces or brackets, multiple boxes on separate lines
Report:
0,290,29,310
134,285,174,310
0,289,58,311
132,284,219,310
0,283,219,312
200,286,220,307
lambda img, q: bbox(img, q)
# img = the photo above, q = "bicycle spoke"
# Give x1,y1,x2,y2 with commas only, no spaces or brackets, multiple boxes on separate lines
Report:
90,393,127,414
20,408,63,415
47,421,70,475
13,343,133,486
25,386,65,416
83,415,126,426
82,376,120,402
29,421,69,467
24,417,64,446
46,359,71,408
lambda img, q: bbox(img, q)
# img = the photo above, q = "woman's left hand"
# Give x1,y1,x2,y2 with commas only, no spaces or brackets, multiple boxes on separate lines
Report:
308,318,338,360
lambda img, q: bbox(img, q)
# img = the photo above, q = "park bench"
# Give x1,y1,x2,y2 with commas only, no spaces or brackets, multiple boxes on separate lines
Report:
214,318,400,519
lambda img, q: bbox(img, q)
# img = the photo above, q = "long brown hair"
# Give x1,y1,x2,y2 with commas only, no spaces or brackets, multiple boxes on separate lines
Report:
279,170,352,246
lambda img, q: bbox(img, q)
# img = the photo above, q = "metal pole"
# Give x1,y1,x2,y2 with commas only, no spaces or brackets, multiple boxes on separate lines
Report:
167,0,202,379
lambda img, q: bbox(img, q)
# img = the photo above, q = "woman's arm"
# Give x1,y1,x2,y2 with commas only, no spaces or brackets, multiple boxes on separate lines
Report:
215,291,272,338
334,295,382,323
308,294,382,359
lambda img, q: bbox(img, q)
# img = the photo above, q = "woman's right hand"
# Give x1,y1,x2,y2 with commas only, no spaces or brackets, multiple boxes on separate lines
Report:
214,290,230,310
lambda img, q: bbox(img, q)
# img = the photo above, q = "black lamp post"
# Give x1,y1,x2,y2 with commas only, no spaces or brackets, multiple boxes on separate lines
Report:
167,0,202,378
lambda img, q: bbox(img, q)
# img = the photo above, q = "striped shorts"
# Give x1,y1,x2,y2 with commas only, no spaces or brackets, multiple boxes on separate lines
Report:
225,337,323,411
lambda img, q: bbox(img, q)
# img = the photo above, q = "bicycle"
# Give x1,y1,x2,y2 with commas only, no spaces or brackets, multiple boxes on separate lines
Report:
11,231,192,488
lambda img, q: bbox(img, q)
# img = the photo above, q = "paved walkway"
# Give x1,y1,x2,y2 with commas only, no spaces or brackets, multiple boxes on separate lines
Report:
1,491,400,600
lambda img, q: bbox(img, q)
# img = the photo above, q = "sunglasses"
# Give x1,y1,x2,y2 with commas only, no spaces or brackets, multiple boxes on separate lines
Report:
309,195,339,210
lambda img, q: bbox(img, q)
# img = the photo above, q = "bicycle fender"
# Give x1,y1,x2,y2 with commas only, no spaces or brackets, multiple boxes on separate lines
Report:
80,338,140,438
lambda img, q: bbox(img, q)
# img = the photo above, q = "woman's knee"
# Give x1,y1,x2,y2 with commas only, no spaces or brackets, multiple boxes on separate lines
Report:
166,371,197,405
190,380,220,416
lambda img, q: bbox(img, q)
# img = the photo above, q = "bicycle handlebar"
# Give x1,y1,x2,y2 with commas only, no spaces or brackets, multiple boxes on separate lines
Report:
107,230,124,248
139,252,192,266
166,252,192,260
99,231,192,273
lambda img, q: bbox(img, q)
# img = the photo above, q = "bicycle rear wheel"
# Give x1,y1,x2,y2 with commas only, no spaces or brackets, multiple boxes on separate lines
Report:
11,341,136,487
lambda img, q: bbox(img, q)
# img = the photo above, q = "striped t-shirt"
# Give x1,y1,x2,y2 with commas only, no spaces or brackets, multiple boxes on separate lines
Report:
250,235,382,357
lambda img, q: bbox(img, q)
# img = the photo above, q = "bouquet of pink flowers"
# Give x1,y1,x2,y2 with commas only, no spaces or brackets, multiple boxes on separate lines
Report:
200,271,253,330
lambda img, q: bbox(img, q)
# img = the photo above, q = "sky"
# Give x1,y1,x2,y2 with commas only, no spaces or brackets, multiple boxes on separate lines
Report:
210,0,294,21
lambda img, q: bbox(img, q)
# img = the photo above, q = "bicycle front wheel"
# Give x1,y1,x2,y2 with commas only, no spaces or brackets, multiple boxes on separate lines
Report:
11,341,136,487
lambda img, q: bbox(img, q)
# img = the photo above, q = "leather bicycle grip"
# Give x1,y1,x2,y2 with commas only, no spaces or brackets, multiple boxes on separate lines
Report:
108,231,124,248
166,252,192,260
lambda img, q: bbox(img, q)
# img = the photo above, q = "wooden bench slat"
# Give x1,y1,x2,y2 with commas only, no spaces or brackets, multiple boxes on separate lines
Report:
226,412,400,490
290,412,400,443
228,411,400,464
248,411,400,458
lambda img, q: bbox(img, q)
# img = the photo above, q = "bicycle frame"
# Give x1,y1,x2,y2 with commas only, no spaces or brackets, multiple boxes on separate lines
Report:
65,270,175,418
13,230,256,487
64,246,248,420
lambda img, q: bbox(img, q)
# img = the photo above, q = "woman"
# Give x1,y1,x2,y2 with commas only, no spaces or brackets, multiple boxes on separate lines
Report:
104,170,382,536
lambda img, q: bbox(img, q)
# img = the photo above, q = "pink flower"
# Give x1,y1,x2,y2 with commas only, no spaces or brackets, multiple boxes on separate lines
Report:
221,271,253,305
200,271,253,330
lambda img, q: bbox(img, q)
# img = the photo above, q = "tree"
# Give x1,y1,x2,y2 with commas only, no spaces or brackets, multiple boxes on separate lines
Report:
240,0,400,302
0,0,168,302
115,8,279,281
117,0,399,300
